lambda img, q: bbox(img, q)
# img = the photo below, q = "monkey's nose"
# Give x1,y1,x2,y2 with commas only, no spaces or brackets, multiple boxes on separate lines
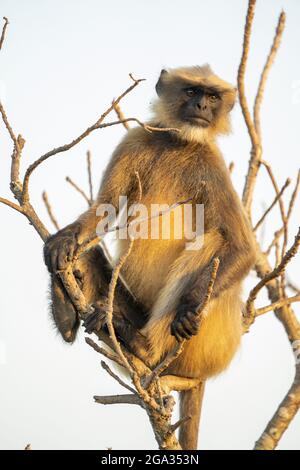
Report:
196,102,207,110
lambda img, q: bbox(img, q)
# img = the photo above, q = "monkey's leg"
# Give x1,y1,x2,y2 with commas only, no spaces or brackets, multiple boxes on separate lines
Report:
49,244,148,343
179,382,205,450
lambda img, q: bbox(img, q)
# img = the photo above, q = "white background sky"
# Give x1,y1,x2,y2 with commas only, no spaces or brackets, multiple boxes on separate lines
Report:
0,0,299,450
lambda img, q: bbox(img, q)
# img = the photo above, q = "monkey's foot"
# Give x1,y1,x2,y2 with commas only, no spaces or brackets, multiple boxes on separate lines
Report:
83,299,108,334
171,308,201,341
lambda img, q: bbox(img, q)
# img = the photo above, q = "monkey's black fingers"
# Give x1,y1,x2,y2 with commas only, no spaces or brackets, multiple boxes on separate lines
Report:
177,320,192,339
83,300,108,333
43,223,81,273
183,311,201,335
171,319,191,341
83,312,106,333
170,323,183,342
171,309,201,341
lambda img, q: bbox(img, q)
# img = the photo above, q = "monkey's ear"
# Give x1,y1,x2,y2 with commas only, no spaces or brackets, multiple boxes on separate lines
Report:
228,87,237,111
155,69,168,97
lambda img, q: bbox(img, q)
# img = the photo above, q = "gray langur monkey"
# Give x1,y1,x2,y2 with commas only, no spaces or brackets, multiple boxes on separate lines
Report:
44,65,256,450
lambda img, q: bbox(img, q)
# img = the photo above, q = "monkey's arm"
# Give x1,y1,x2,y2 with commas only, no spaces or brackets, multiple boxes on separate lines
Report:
43,138,146,341
44,203,100,274
43,142,138,275
171,167,256,341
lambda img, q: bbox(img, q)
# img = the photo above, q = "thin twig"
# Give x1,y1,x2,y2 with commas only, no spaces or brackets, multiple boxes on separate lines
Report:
86,150,93,203
0,17,9,51
254,178,290,231
287,170,300,220
0,103,24,199
21,75,146,203
0,197,23,214
42,191,60,231
244,227,300,328
145,343,185,390
252,227,300,299
265,171,300,256
94,394,141,406
256,295,300,316
85,337,125,368
112,101,130,130
286,279,300,295
66,176,91,206
261,161,288,254
0,101,18,145
261,160,289,298
197,257,220,312
254,368,300,450
253,11,286,140
169,416,191,434
105,236,135,373
237,0,258,148
101,360,137,395
238,0,261,213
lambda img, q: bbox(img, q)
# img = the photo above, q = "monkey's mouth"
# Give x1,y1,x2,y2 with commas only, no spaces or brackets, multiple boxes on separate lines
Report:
186,116,211,126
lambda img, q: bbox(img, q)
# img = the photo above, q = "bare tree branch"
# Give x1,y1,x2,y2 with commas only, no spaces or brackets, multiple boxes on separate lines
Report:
0,17,9,51
254,368,300,450
254,178,290,232
85,337,125,368
66,176,91,206
256,295,300,316
42,191,60,231
244,227,300,329
113,101,130,130
86,150,93,203
253,11,286,141
0,197,24,214
238,1,299,450
94,394,141,406
101,361,137,395
21,75,146,203
264,171,300,257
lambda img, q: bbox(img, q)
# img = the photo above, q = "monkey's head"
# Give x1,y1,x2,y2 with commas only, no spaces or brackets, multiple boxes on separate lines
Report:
152,65,236,143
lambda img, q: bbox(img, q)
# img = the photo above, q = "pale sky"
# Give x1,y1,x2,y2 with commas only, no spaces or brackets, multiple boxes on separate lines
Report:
0,0,299,450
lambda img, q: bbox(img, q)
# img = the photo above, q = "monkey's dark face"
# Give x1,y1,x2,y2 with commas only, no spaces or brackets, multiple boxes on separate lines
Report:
179,86,222,128
154,68,236,139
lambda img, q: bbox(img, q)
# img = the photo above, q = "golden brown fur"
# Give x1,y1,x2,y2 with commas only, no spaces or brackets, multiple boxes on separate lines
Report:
44,65,256,449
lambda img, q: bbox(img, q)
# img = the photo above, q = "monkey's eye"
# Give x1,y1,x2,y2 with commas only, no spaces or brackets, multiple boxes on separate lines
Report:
185,88,196,97
208,94,219,102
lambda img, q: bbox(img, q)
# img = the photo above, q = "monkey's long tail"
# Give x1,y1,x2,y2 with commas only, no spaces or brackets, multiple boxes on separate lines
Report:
179,382,205,450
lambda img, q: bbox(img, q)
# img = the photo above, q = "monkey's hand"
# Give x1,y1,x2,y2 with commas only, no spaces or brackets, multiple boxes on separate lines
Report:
83,299,108,334
83,299,139,348
171,299,201,341
43,222,82,274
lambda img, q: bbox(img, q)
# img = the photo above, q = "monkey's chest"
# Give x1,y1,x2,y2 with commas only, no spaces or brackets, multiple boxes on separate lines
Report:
114,189,198,309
